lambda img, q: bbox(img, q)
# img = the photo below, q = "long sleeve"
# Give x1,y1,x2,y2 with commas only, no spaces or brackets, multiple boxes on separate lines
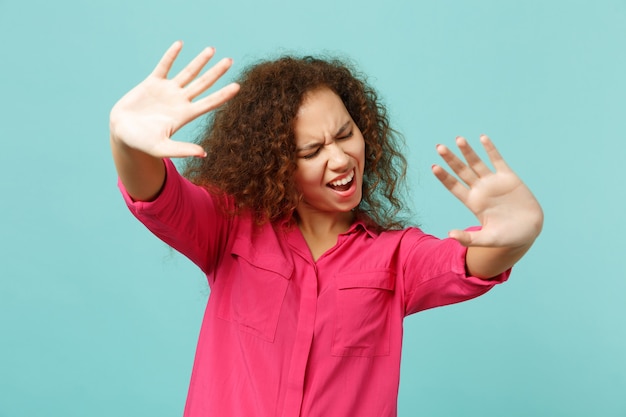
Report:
401,228,510,316
118,159,231,284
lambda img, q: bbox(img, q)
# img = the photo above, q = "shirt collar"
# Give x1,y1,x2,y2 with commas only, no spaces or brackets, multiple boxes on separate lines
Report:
279,215,379,239
342,217,378,239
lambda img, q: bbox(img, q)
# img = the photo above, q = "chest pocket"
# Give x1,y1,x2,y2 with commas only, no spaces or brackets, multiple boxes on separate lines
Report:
331,270,395,357
216,238,293,342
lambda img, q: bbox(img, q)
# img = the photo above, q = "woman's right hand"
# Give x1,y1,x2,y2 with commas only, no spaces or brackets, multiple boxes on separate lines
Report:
109,41,240,158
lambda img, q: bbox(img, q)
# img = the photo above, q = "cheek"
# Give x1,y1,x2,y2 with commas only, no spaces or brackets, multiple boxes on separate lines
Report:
352,137,366,167
294,163,317,189
294,170,305,191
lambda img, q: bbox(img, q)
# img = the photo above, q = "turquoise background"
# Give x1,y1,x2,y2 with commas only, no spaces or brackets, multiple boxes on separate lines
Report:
1,0,625,416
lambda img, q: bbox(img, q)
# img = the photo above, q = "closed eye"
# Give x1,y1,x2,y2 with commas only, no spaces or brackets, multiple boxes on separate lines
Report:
302,147,322,159
336,130,353,141
299,126,353,159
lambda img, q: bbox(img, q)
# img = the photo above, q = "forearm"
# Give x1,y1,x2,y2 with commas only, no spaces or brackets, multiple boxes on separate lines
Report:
110,133,166,202
108,42,238,202
466,242,534,279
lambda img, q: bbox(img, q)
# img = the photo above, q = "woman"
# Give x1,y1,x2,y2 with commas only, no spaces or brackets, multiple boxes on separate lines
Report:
110,41,543,417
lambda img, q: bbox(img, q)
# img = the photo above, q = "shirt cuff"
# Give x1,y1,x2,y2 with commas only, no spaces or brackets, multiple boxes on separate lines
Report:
451,226,511,285
118,158,178,216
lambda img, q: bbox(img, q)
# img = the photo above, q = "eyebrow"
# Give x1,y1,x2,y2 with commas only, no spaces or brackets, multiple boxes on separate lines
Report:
296,121,352,152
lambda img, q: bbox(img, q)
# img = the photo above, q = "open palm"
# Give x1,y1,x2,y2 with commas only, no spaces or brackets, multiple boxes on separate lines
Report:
109,41,240,158
432,135,544,248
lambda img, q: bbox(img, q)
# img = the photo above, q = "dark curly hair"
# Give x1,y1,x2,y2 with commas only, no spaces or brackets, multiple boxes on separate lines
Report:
184,55,408,230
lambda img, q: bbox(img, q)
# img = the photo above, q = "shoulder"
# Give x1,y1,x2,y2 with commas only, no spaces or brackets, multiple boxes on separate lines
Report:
337,223,432,270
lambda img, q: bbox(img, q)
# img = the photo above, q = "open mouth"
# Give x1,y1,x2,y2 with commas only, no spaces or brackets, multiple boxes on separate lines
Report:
327,170,355,192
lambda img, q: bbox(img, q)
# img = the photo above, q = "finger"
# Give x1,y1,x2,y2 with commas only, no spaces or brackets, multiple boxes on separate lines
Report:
480,135,511,172
448,229,473,246
432,164,469,202
191,82,241,117
436,143,478,185
151,41,183,79
152,139,207,159
186,57,235,100
448,229,495,247
449,228,497,247
456,136,492,177
171,47,216,87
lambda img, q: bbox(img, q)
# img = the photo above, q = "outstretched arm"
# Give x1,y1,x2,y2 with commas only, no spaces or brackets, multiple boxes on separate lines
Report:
432,135,544,279
109,41,240,201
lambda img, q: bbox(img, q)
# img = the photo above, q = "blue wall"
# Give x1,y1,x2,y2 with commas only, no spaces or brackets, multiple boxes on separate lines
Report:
1,0,624,415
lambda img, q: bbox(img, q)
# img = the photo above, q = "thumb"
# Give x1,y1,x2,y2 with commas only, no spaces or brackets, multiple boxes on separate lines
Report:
448,229,476,247
152,140,207,159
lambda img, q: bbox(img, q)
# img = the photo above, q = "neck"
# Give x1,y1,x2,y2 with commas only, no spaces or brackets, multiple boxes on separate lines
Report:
296,209,354,238
294,210,355,262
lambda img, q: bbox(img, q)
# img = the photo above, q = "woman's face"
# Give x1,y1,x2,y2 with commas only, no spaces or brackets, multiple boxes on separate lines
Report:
293,87,365,218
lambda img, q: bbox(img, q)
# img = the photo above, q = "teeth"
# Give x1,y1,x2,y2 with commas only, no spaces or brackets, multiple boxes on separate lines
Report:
330,170,354,187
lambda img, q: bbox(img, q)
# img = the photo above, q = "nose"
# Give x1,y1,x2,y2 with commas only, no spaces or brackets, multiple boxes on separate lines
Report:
327,142,350,171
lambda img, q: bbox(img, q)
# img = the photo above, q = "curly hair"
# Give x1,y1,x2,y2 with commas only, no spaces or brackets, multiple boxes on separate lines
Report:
184,55,408,230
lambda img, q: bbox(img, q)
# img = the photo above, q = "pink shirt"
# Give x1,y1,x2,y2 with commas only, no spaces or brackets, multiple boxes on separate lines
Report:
120,159,509,417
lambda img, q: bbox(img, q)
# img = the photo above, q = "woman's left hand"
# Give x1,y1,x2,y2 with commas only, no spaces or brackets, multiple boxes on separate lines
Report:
432,135,544,249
